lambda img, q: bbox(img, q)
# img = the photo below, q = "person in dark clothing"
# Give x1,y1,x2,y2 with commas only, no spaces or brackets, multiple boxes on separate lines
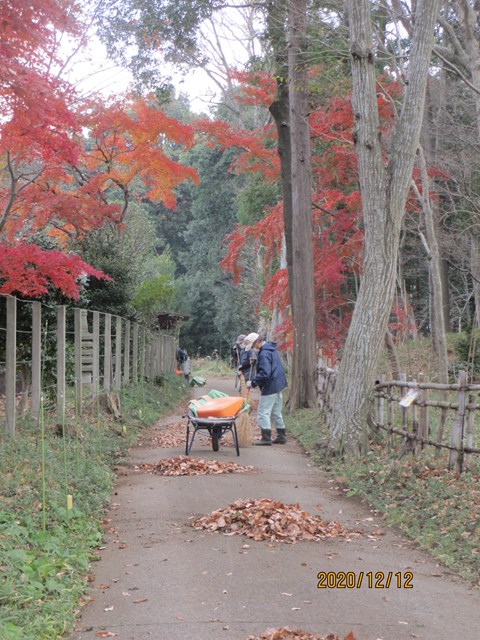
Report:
231,334,246,369
243,332,288,446
176,346,186,369
238,344,257,384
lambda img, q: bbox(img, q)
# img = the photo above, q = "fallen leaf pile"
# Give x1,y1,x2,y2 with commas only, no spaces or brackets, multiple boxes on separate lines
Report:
193,498,355,542
246,628,356,640
140,455,255,476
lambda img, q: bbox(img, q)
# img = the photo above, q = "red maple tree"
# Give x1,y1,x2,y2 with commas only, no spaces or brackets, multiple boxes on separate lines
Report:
0,1,198,300
199,71,419,356
196,70,378,356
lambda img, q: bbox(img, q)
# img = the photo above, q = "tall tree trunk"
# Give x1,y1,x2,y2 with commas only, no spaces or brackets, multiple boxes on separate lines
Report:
456,1,480,328
431,68,451,333
416,145,449,384
286,0,317,409
327,0,441,455
267,0,293,306
267,0,316,407
269,84,294,305
472,233,480,327
414,78,449,383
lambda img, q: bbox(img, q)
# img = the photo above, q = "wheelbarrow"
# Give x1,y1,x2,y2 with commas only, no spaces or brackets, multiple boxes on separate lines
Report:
184,394,246,456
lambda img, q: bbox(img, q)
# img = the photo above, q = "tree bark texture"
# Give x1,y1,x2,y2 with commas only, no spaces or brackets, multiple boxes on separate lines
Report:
286,0,317,409
453,0,480,328
269,86,294,305
327,0,441,455
417,145,449,384
267,0,294,306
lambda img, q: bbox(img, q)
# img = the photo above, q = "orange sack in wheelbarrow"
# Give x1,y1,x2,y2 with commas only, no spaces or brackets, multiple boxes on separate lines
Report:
195,396,244,418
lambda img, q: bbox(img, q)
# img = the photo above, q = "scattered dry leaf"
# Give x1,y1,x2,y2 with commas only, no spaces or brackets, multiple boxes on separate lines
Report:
146,431,186,448
140,455,255,476
194,498,357,543
246,628,356,640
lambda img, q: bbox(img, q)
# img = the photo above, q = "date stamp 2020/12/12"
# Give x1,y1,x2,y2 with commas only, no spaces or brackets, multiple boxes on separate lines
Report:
317,571,413,589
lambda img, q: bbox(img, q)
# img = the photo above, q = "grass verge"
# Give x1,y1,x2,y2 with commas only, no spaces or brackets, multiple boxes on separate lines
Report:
285,407,480,584
191,357,233,378
0,376,190,640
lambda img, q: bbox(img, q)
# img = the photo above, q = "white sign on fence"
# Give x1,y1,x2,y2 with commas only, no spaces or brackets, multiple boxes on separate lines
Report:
399,388,418,407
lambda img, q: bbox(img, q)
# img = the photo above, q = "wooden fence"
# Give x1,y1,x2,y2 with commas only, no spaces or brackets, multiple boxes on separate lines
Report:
0,295,176,436
317,357,480,472
317,355,337,412
373,371,480,472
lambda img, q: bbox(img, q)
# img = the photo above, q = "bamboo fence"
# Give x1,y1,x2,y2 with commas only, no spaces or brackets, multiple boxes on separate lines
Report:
317,355,480,472
373,370,480,472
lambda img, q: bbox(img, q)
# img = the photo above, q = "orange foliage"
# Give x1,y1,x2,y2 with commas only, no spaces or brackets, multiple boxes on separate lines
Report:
0,1,199,298
84,97,199,215
194,118,280,182
212,73,418,355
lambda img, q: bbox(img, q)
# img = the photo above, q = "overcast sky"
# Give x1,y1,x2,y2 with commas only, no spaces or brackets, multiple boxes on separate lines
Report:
64,7,262,114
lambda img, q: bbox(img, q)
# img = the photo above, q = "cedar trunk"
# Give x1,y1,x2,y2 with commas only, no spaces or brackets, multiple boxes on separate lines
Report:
286,0,317,410
268,0,294,309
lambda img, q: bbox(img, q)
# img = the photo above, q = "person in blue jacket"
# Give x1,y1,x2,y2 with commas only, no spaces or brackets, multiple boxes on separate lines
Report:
243,332,288,446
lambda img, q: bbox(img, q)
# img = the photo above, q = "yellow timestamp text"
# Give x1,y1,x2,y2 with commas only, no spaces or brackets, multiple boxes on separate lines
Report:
316,571,413,589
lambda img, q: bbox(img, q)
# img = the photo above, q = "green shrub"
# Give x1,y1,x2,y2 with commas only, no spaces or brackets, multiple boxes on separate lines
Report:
0,376,190,639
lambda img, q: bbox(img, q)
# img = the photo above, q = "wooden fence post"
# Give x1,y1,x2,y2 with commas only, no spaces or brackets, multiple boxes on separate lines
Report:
132,323,139,384
74,308,82,415
31,302,41,424
153,335,159,378
449,370,467,472
417,372,428,449
103,314,111,391
465,393,475,472
377,374,385,426
56,306,66,426
436,386,449,456
387,382,394,450
411,378,418,454
123,320,130,385
92,311,100,399
114,316,122,391
140,326,146,381
5,296,17,436
146,332,153,380
399,373,407,431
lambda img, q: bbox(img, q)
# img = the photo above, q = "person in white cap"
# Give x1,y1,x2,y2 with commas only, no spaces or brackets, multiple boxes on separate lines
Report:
243,332,288,445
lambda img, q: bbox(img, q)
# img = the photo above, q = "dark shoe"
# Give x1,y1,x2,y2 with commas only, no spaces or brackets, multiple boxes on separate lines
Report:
272,429,286,444
256,429,272,446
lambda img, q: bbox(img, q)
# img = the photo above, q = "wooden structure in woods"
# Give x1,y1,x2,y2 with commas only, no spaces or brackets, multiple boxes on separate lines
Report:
157,312,189,331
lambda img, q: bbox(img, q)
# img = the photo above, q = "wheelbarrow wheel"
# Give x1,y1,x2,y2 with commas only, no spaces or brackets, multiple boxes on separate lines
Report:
211,428,221,452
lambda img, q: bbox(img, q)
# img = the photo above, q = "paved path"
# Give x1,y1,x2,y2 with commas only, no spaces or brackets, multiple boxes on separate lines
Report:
70,377,480,640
